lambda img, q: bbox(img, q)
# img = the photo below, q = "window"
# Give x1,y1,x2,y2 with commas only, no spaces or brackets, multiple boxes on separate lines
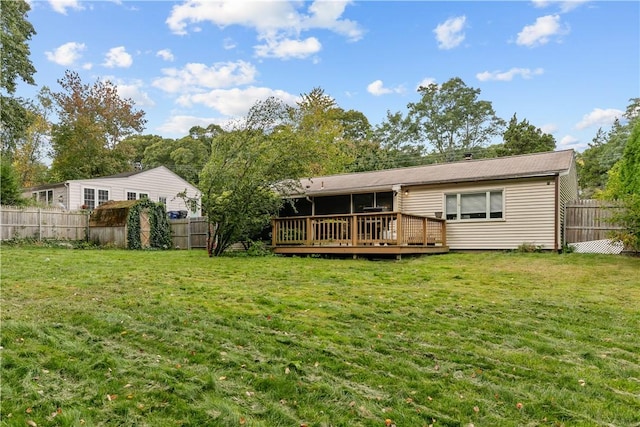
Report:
158,196,167,205
98,190,109,206
84,188,96,210
139,193,148,199
445,190,503,220
127,192,137,200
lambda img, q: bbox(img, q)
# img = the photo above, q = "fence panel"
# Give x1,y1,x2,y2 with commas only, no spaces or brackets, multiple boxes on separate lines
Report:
565,200,624,253
1,205,88,241
170,217,208,250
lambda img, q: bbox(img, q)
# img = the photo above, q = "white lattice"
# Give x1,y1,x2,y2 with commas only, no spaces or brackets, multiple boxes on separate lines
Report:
570,239,623,254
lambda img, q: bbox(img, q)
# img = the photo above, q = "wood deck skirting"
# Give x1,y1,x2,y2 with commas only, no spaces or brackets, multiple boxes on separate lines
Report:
272,212,448,256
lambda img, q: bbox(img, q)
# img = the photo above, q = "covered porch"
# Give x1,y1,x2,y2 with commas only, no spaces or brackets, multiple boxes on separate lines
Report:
272,212,448,257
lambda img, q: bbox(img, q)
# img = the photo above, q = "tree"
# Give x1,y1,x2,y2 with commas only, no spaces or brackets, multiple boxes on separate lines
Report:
501,113,556,156
0,158,26,205
49,71,146,180
199,97,315,256
601,121,640,252
11,87,54,187
0,0,37,156
577,98,639,197
406,77,505,161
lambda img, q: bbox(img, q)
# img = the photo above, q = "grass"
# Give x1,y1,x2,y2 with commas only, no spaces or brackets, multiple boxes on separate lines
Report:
1,247,639,427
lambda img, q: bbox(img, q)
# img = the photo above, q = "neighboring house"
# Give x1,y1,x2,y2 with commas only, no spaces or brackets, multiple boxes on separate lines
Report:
23,166,201,216
273,150,578,254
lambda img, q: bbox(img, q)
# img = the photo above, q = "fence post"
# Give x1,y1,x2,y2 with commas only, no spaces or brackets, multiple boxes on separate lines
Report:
38,208,42,241
187,217,192,250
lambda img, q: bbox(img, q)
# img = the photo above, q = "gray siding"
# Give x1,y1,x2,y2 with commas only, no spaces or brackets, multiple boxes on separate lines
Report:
401,177,557,250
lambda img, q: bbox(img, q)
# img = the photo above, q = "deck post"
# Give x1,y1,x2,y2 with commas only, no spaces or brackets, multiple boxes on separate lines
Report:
441,219,447,246
396,212,403,245
271,219,277,248
422,217,428,245
351,215,357,246
305,217,312,246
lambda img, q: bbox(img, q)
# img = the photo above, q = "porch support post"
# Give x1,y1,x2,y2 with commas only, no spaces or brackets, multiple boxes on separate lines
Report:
396,212,403,245
271,219,277,248
351,215,358,246
305,217,312,246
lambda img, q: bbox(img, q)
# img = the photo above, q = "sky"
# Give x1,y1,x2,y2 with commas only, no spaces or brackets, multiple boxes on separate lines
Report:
16,0,640,153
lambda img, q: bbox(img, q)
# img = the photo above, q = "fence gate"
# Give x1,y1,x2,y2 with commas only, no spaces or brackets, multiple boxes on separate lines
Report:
565,199,623,254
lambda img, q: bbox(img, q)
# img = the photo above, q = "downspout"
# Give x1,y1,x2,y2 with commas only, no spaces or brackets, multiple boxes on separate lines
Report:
554,174,559,252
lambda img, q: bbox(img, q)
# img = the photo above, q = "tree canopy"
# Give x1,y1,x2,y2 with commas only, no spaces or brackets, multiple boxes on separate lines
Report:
406,77,505,161
49,71,147,180
199,97,317,255
500,113,556,156
0,0,37,156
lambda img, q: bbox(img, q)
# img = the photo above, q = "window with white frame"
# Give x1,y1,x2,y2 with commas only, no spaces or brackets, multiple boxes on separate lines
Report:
83,188,109,209
445,190,503,220
127,192,137,200
158,196,167,206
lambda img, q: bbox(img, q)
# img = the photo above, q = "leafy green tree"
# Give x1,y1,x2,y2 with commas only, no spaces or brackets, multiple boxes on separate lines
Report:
601,121,640,252
11,87,53,187
0,0,37,156
49,71,146,180
373,111,427,168
406,77,505,161
1,157,26,205
199,97,314,256
578,98,639,197
501,113,556,156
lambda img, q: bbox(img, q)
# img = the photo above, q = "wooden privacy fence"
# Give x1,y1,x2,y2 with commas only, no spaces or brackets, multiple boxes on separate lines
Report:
565,199,625,254
169,217,208,249
1,206,208,250
1,205,89,241
565,200,622,243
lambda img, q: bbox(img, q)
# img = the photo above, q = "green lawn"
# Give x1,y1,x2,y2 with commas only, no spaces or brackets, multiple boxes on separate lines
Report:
1,247,639,427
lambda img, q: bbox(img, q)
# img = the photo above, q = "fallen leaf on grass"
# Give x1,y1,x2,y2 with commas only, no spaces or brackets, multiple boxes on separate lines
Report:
516,402,523,410
27,421,37,427
107,394,117,401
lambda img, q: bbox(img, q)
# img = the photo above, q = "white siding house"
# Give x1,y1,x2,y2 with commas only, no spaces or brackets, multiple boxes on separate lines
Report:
23,166,200,216
285,150,578,251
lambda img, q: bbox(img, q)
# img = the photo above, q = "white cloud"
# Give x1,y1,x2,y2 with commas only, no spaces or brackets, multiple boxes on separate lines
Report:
367,80,404,96
254,36,321,59
433,16,466,50
575,108,624,130
532,0,589,13
540,123,558,134
157,115,229,136
476,67,544,81
117,83,155,107
166,0,362,60
516,15,568,47
45,42,86,66
223,38,237,50
176,86,298,117
156,49,175,62
416,77,437,91
152,60,257,94
103,46,133,68
48,0,84,14
559,134,583,150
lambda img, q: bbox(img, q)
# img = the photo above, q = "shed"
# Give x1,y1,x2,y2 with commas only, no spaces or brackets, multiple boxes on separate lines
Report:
89,199,172,249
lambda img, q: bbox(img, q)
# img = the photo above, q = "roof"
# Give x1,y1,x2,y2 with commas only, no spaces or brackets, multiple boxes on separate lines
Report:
298,150,575,196
24,165,195,191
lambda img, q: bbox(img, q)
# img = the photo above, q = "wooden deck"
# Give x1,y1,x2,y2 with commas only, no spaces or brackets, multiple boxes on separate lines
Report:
272,212,448,257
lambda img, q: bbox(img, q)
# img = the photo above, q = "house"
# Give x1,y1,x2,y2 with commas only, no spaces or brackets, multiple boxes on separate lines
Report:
272,149,578,255
22,166,200,216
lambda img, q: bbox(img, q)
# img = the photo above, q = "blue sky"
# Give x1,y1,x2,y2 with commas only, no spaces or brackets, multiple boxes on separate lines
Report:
17,0,640,152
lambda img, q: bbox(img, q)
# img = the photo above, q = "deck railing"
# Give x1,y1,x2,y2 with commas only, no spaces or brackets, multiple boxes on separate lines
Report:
272,212,446,247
